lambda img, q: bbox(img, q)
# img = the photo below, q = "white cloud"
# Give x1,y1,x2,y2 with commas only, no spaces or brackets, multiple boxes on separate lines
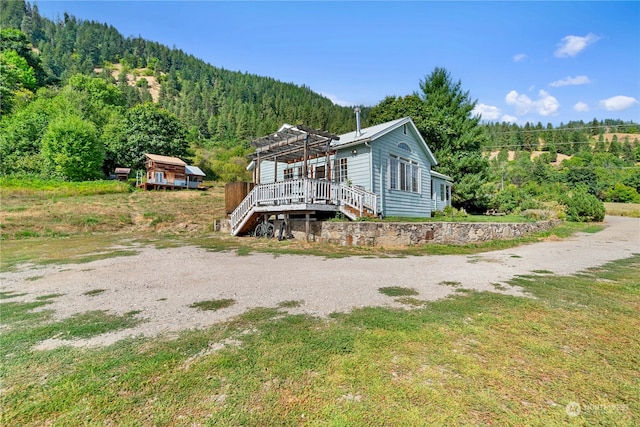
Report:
574,102,589,112
320,92,352,107
554,33,600,58
537,90,560,116
505,89,559,117
472,103,501,120
550,75,591,87
502,115,518,124
505,90,533,115
513,53,527,62
599,95,639,111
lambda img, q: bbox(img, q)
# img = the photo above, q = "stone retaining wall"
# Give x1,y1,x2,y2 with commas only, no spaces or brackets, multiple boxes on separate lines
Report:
287,219,563,246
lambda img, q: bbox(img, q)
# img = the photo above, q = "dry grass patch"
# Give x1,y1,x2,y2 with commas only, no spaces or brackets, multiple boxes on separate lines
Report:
605,202,640,218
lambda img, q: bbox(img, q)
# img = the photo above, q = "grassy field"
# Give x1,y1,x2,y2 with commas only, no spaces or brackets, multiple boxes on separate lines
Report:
1,255,638,425
0,178,609,271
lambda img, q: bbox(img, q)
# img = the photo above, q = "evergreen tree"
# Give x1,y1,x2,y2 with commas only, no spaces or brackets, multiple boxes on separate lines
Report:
370,67,490,211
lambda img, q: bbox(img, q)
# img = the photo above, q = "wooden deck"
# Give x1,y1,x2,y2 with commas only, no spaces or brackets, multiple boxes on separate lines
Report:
230,178,377,236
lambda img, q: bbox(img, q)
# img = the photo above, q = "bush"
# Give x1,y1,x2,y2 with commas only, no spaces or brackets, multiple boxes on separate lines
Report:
604,183,640,203
561,188,606,222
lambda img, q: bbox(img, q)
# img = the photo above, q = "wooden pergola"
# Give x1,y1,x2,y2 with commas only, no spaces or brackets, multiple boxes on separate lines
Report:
248,124,340,184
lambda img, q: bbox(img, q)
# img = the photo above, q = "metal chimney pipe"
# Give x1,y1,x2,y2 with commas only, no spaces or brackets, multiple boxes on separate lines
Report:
354,107,362,136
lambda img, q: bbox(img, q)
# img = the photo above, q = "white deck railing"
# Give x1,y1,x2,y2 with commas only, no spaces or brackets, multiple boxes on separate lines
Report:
230,178,377,235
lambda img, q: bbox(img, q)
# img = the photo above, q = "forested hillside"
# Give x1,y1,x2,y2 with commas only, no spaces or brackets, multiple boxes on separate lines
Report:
1,0,368,180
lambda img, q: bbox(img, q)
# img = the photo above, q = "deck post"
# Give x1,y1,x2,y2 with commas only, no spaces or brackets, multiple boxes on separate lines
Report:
305,212,310,242
274,155,278,184
286,214,290,239
256,153,261,184
303,135,308,179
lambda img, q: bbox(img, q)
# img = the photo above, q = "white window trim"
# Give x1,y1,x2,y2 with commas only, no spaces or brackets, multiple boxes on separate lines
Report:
388,154,420,194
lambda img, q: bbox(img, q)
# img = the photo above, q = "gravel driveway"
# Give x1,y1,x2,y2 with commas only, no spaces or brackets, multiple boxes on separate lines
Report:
2,216,638,349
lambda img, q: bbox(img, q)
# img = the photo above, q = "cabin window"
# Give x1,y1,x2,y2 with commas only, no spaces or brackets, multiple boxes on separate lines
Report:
297,166,303,178
315,165,326,179
440,183,445,201
284,168,294,180
389,155,419,193
403,123,408,135
397,142,412,153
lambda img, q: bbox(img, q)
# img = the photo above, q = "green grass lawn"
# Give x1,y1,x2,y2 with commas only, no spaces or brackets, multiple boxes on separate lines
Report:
1,255,638,426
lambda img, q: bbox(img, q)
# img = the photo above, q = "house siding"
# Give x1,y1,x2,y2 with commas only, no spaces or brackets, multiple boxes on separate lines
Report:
432,176,452,212
359,125,436,217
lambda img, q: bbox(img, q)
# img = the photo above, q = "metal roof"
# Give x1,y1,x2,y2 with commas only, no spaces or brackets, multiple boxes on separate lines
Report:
430,170,453,182
332,117,408,147
332,117,438,166
185,165,206,176
248,124,339,163
145,153,186,166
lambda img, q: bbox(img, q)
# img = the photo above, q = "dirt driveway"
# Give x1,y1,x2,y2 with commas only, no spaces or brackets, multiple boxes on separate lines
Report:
2,216,638,349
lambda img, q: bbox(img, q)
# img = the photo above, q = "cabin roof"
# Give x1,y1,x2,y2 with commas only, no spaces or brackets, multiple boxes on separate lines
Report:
431,170,453,182
333,117,408,147
333,117,438,165
185,165,206,176
145,153,187,166
114,167,131,174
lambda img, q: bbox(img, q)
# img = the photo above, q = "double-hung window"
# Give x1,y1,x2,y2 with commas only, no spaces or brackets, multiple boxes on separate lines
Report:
389,155,419,193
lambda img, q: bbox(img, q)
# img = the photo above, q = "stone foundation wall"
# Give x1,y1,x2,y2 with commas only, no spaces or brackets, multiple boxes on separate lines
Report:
287,219,563,246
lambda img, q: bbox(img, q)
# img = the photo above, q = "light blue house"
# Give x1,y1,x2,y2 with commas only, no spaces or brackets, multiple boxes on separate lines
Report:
230,115,452,236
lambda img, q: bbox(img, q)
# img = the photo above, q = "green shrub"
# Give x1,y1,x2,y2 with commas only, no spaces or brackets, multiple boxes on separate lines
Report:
561,188,606,222
604,183,640,203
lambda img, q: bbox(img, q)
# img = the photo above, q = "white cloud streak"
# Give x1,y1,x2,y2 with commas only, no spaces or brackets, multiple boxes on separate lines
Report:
550,75,591,87
574,102,589,112
505,90,560,117
472,103,501,120
320,92,353,107
599,96,638,111
502,115,518,124
513,53,527,62
554,33,600,58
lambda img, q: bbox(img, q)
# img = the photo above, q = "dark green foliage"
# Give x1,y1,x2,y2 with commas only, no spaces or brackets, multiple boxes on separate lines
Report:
604,183,640,203
105,103,188,170
561,188,606,222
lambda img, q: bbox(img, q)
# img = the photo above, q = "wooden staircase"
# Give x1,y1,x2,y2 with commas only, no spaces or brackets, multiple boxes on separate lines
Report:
230,179,377,236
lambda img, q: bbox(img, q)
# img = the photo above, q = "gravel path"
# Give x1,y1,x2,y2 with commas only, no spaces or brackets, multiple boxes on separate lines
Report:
2,216,638,349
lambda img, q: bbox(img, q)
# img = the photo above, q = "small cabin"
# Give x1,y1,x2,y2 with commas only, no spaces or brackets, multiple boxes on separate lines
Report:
139,154,206,190
113,167,131,181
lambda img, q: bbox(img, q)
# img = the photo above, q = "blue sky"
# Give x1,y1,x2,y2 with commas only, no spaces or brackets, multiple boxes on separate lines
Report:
35,1,640,125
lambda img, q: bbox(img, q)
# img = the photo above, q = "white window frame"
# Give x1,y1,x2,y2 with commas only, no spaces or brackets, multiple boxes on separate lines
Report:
388,155,420,193
335,158,348,183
